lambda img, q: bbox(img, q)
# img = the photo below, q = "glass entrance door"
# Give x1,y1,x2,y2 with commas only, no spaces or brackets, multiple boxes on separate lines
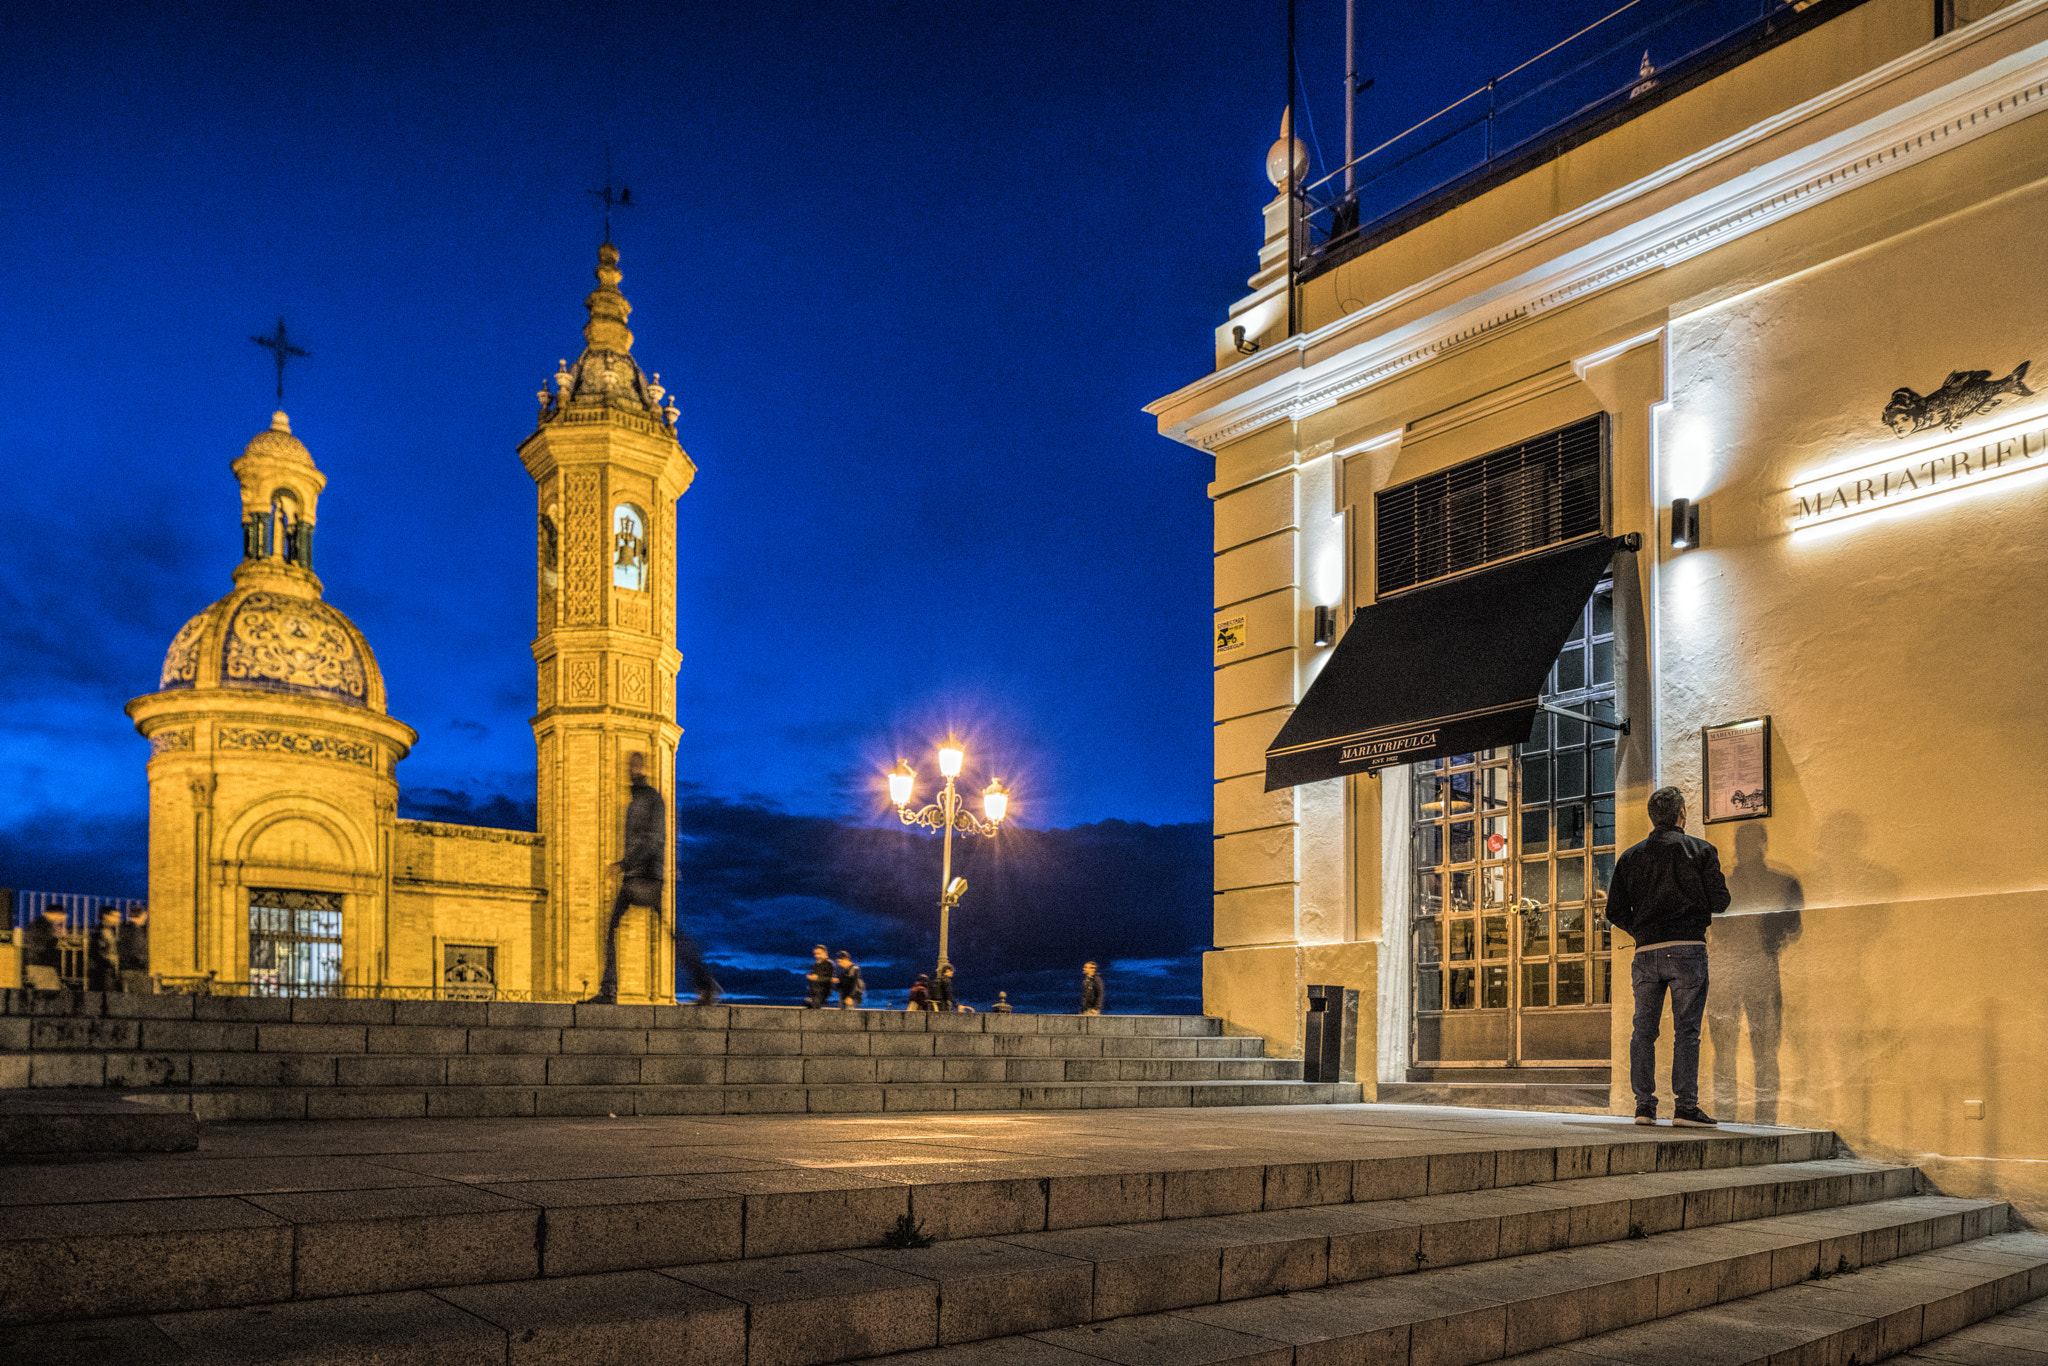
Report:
1411,584,1618,1069
249,889,344,997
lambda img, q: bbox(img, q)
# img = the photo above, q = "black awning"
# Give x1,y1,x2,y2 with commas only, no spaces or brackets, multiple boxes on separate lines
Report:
1265,536,1630,791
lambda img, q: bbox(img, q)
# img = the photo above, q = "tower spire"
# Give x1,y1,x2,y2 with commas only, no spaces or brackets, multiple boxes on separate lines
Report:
583,243,635,355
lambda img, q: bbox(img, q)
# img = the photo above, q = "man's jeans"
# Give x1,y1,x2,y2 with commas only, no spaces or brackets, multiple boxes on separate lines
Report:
1630,945,1709,1112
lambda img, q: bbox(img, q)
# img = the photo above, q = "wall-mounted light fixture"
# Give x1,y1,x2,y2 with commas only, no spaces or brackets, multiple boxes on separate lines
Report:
1670,497,1700,550
1232,325,1260,356
1312,605,1338,645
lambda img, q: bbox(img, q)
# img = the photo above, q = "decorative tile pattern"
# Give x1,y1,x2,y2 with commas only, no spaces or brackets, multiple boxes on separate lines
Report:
657,497,675,653
149,728,194,757
564,654,600,704
619,658,649,708
159,610,211,689
564,471,602,625
221,592,368,706
217,726,373,767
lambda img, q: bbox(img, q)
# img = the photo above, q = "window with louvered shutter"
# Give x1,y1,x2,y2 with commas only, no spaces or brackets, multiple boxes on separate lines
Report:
1374,415,1607,597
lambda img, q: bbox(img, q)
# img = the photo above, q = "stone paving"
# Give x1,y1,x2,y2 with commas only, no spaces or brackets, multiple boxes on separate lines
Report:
0,1101,1823,1218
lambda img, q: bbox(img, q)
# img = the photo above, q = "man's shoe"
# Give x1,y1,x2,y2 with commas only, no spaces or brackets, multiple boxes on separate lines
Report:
578,994,617,1006
1634,1107,1657,1126
1673,1107,1719,1127
692,990,722,1007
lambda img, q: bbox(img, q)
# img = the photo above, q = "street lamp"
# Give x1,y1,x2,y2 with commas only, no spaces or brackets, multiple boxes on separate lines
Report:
889,737,1008,976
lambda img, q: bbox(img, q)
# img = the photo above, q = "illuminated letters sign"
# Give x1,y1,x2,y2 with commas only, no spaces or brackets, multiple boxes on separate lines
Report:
1339,729,1437,766
1788,423,2047,529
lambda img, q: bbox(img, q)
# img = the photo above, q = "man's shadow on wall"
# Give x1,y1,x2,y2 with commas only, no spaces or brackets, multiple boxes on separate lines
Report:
1709,823,1803,1124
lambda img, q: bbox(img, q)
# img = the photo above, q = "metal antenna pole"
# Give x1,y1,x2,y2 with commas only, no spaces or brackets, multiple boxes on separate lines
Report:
1286,0,1298,339
1344,0,1356,194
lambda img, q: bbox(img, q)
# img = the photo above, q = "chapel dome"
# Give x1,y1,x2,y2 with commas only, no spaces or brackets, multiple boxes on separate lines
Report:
158,583,386,712
239,419,313,467
151,410,386,712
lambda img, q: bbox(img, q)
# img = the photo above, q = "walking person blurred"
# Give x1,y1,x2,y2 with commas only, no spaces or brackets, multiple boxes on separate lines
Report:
589,752,719,1006
1604,785,1730,1127
933,964,957,1012
117,906,151,993
21,907,65,991
833,950,864,1009
87,907,121,993
803,944,834,1008
1078,961,1104,1015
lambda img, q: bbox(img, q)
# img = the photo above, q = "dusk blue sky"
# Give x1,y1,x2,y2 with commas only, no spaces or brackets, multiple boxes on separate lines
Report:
1,0,1697,996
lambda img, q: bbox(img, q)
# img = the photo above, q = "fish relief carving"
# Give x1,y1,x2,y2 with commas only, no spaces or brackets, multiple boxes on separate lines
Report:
1882,362,2033,436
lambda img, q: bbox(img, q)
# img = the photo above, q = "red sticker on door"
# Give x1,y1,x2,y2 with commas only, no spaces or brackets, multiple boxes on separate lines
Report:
1487,833,1506,854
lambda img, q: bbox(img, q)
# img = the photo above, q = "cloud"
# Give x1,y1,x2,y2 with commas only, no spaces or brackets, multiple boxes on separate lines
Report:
0,810,150,900
3,784,1216,1015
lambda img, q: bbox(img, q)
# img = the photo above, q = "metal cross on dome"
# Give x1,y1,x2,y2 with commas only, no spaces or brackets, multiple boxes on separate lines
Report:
251,319,309,402
589,147,635,243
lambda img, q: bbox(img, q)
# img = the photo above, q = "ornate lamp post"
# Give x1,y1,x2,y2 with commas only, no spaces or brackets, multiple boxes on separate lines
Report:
888,737,1008,976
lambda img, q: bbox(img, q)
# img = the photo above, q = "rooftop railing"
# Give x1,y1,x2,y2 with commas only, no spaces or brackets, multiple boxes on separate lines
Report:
1291,0,1819,288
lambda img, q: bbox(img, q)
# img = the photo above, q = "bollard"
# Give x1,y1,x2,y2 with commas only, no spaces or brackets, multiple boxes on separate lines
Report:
1303,984,1359,1082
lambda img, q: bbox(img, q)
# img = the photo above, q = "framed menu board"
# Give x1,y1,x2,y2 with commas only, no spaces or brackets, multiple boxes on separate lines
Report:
1702,717,1771,823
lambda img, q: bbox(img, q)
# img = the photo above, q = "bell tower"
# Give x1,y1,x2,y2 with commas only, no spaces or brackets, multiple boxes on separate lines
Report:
520,243,694,1003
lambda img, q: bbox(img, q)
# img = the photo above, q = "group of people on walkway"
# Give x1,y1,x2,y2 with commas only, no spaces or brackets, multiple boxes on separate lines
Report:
17,904,149,993
799,944,1105,1015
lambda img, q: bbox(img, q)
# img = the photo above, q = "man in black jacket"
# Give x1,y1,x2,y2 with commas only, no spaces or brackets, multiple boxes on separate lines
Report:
1078,961,1104,1015
1604,786,1731,1127
591,752,720,1006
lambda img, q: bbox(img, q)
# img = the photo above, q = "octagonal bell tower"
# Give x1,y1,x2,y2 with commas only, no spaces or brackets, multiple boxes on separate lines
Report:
520,243,694,1003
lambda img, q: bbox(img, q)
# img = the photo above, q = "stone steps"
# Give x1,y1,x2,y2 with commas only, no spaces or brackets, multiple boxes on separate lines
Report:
0,1089,196,1154
0,1124,1838,1329
1377,1082,1612,1110
3,1171,2011,1365
0,991,1313,1121
1491,1230,2048,1364
1895,1276,2048,1363
12,1052,1300,1088
108,1078,1365,1121
835,1199,2028,1366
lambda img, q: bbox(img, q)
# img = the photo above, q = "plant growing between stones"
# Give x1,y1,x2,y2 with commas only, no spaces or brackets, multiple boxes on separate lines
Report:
881,1214,935,1249
1627,1222,1649,1240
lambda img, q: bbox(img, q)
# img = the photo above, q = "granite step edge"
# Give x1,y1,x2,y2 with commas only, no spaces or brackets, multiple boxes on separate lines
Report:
0,1159,1958,1334
0,1193,2018,1362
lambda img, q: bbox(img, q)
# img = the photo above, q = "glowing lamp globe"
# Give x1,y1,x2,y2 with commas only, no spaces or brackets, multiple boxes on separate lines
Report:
887,761,915,808
937,740,964,778
982,779,1008,824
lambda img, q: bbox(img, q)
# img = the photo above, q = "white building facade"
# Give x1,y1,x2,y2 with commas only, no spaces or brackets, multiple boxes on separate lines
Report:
1151,0,2048,1217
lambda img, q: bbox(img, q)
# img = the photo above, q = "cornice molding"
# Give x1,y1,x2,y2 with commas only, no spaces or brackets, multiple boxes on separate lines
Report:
396,819,545,846
1151,6,2048,451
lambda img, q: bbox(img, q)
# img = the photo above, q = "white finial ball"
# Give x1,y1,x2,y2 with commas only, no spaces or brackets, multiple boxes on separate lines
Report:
1267,135,1309,189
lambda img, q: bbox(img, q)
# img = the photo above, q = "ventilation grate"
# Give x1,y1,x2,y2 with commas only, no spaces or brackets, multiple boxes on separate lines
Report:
1375,415,1605,596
